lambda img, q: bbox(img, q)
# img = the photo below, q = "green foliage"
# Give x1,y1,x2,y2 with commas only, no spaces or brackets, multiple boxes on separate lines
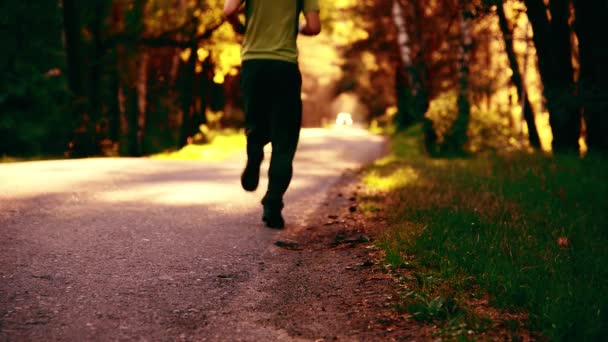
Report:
1,64,71,156
151,128,244,161
0,1,72,156
366,127,608,340
425,91,518,154
407,292,462,322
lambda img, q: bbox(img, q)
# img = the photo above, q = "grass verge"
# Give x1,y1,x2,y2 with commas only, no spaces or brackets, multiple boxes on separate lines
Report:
151,129,245,161
1,155,67,163
2,130,246,163
362,124,608,340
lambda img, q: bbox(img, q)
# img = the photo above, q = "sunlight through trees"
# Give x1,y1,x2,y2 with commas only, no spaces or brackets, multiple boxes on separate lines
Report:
1,0,606,157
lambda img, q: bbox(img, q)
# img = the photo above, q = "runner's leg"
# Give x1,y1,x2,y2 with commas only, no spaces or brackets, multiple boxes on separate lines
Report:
241,60,271,191
262,61,302,209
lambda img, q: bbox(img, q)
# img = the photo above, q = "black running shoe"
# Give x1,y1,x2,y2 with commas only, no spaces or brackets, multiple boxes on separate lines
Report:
262,204,285,229
241,161,261,191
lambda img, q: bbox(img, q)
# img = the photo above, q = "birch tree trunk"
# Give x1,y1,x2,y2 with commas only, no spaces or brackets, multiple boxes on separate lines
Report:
444,0,473,155
392,0,416,130
392,0,413,72
392,0,434,153
496,0,540,149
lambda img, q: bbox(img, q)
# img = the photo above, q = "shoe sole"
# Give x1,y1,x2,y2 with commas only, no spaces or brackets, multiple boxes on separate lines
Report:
262,216,285,229
241,168,259,192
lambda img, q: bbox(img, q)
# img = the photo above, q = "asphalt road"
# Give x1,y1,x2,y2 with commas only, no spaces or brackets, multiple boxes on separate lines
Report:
0,127,386,341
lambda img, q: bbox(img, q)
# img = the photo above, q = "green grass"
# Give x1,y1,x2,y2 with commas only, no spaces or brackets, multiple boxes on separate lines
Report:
364,124,608,341
1,155,67,163
151,129,245,161
2,130,246,163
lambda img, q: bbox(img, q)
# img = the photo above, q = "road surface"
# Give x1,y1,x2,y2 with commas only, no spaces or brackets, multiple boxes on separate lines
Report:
0,128,386,341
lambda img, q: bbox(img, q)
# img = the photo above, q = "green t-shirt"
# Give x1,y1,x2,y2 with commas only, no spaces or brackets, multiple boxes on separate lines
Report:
242,0,320,64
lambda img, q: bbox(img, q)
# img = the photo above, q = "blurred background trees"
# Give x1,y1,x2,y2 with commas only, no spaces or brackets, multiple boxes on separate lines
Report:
1,0,606,158
2,0,239,157
383,0,607,156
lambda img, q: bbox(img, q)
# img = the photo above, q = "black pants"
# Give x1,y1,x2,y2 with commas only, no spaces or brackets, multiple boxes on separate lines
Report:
240,59,302,206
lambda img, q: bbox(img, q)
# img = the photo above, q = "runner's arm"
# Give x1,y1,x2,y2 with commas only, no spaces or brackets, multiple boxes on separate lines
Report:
299,11,321,36
223,0,241,17
223,0,245,34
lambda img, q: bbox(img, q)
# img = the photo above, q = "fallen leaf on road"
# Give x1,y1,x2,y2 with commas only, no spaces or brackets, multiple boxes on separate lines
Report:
557,236,569,248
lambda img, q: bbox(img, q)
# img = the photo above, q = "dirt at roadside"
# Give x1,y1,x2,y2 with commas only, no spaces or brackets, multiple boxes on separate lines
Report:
253,169,534,341
242,169,431,341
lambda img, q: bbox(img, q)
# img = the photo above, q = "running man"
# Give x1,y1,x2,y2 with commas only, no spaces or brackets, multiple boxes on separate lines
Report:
224,0,321,228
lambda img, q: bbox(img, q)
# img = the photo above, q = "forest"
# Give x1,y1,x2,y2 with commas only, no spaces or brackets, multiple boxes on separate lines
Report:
1,0,607,158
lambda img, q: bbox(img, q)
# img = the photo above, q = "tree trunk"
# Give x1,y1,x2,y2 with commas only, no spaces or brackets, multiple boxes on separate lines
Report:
125,85,140,156
61,0,85,99
117,45,141,157
524,0,580,153
394,70,413,128
443,0,473,155
411,0,430,119
88,0,109,151
108,2,122,145
117,0,145,156
573,0,608,154
62,0,98,156
197,58,213,128
108,56,121,144
392,0,417,130
137,50,149,154
116,41,141,157
179,43,198,147
496,0,541,149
